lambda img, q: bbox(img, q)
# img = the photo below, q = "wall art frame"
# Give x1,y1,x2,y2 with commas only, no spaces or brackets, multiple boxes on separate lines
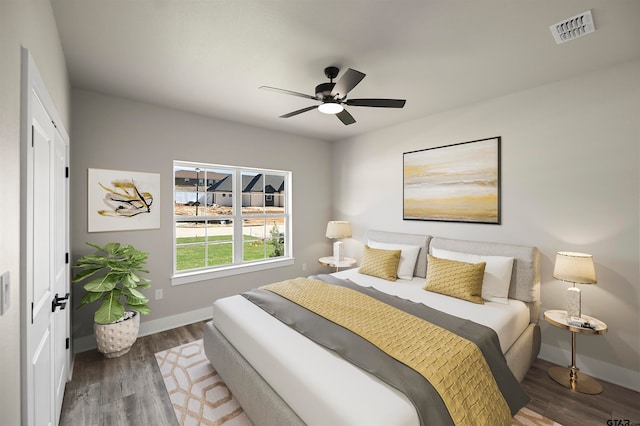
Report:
403,136,501,224
88,168,161,232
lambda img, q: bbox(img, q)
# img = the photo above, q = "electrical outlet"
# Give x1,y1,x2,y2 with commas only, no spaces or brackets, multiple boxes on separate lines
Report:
302,263,307,271
1,271,10,315
155,289,163,300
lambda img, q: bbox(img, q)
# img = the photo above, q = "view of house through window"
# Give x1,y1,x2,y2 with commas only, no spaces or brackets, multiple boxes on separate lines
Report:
174,161,290,275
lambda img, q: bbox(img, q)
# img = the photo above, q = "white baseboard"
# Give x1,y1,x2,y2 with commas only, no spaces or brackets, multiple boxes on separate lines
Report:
73,306,213,354
539,343,640,392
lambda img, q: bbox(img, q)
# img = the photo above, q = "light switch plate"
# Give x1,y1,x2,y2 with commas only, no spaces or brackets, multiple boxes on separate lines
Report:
0,271,10,315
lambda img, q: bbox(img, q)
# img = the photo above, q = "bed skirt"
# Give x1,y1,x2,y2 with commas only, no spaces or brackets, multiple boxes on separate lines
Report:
203,320,305,426
505,322,541,382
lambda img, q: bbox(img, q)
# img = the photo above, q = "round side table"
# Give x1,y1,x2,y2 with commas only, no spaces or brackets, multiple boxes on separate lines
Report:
544,309,608,394
318,256,356,272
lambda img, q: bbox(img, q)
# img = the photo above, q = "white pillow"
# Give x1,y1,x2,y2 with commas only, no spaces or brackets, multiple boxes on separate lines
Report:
368,241,421,280
430,248,514,304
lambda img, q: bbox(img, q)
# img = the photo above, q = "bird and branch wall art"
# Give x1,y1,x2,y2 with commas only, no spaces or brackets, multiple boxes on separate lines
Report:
88,168,160,232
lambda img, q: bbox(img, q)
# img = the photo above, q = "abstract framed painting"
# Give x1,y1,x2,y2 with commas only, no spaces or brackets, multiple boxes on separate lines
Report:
88,168,161,232
403,136,501,224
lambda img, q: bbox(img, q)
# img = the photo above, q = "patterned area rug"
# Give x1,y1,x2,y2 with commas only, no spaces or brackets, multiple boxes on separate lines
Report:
156,340,560,426
155,340,251,426
513,408,562,426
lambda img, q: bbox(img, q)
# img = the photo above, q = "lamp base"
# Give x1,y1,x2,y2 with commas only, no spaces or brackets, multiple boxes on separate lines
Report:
548,366,603,394
333,241,344,261
567,286,581,318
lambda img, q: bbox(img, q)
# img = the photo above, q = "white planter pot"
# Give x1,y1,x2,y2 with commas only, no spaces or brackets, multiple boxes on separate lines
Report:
94,311,140,358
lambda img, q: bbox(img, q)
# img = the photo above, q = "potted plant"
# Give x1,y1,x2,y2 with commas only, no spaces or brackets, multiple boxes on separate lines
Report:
72,242,151,358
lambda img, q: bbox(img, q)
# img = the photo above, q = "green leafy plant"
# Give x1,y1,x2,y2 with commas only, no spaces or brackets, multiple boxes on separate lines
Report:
72,242,151,324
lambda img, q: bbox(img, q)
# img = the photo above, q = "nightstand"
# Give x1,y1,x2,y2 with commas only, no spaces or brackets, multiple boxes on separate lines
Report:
544,309,608,394
318,256,356,272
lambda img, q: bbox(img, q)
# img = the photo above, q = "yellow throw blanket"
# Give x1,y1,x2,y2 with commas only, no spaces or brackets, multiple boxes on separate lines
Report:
263,278,512,426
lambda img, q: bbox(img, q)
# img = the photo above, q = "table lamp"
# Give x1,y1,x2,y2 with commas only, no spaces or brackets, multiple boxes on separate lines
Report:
325,221,352,261
553,252,597,318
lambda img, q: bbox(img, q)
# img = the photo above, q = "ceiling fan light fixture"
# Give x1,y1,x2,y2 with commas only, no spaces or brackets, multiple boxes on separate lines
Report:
261,67,405,125
318,102,344,114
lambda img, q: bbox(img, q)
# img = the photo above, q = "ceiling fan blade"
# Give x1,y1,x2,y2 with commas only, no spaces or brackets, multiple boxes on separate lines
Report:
279,105,319,118
260,86,318,101
336,109,356,125
345,98,406,108
331,68,366,98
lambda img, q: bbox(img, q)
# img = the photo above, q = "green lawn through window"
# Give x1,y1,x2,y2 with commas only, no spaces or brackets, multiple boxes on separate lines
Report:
176,234,278,270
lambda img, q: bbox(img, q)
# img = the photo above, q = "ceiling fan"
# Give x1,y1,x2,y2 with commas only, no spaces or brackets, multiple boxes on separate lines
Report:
259,66,406,125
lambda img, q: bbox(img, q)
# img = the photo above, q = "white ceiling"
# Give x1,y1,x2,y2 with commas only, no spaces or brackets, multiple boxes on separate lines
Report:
51,0,640,142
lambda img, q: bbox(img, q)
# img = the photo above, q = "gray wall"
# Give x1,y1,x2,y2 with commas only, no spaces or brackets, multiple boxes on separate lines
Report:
0,1,70,424
70,89,333,343
332,60,640,390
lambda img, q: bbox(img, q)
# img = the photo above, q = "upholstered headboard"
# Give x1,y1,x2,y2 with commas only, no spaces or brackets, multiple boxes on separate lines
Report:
365,230,541,322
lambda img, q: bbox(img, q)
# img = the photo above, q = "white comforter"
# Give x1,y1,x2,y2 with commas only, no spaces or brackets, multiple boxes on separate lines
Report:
211,270,530,426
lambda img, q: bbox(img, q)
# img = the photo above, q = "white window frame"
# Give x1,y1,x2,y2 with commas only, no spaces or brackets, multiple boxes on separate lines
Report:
171,161,293,285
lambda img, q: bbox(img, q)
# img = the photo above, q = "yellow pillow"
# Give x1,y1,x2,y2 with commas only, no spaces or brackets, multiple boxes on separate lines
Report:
359,245,402,281
424,254,485,304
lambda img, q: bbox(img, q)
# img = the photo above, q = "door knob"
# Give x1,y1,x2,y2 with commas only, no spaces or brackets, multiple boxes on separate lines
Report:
52,292,70,312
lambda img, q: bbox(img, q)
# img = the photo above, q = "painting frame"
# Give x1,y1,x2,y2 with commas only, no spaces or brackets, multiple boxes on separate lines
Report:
88,168,161,232
403,136,501,224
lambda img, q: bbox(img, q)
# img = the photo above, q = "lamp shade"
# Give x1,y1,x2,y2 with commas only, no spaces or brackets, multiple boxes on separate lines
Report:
325,221,352,239
553,252,597,284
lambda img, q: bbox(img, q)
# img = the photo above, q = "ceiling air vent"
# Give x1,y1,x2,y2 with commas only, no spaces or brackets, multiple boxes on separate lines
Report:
550,10,595,44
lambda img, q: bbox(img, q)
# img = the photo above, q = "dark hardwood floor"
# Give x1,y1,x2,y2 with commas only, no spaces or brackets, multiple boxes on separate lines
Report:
60,321,639,426
60,321,206,426
521,358,639,425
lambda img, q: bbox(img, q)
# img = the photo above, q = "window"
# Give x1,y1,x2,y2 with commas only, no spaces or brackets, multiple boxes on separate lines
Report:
172,161,292,284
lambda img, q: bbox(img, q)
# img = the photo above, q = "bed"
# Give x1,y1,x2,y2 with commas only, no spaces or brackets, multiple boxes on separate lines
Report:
203,230,541,426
